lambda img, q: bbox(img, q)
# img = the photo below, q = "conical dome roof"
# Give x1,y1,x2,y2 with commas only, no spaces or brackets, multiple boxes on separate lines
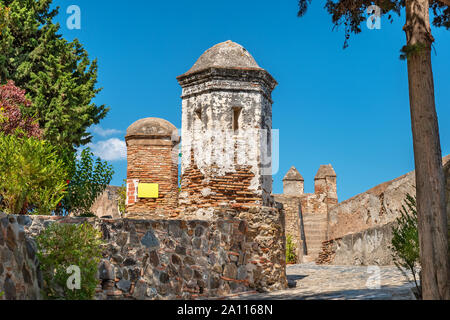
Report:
283,166,304,181
183,40,262,75
126,117,178,138
315,164,336,179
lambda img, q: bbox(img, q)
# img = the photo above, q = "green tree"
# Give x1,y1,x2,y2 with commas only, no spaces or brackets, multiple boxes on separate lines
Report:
0,133,68,214
60,148,114,216
36,222,104,300
0,0,108,151
297,0,450,300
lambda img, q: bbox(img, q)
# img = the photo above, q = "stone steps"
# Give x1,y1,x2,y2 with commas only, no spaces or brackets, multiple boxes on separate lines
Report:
302,214,328,262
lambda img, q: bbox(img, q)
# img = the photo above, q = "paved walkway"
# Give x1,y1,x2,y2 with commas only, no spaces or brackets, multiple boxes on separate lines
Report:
229,264,417,300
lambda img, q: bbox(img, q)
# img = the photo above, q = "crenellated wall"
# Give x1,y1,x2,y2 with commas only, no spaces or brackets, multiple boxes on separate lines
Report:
316,155,450,266
274,165,337,262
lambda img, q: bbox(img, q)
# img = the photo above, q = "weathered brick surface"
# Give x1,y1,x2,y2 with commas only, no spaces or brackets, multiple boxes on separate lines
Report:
125,118,180,216
126,143,178,213
179,152,261,208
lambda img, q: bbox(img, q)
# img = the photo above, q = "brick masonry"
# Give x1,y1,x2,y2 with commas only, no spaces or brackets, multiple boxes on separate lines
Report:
125,118,180,216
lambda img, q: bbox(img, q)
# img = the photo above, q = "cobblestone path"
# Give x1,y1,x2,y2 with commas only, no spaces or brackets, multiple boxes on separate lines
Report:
228,264,417,300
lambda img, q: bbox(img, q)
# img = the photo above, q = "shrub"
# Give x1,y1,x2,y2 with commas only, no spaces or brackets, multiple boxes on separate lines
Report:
0,133,68,215
36,222,104,300
0,80,41,138
286,234,297,264
390,193,421,299
60,148,114,216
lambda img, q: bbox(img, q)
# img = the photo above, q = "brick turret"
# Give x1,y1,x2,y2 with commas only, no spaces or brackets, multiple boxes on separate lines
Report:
283,166,304,196
125,117,180,216
314,164,338,206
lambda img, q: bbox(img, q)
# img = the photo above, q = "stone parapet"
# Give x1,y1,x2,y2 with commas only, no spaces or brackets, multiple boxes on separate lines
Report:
6,204,285,300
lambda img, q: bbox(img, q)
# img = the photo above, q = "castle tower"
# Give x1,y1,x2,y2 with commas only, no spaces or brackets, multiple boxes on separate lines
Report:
283,166,304,196
176,40,277,207
314,164,338,206
125,118,180,215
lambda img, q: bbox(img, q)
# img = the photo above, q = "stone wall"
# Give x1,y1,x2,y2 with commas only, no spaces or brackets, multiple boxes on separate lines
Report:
0,213,41,300
328,156,450,240
316,222,396,266
91,186,121,219
7,205,285,300
273,195,303,263
327,171,416,240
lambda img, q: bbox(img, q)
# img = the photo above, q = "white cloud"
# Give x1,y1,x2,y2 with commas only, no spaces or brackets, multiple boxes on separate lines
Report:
88,138,126,161
90,125,122,137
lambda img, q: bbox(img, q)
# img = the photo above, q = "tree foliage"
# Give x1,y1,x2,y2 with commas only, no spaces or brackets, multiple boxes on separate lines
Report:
0,0,108,150
390,193,421,298
60,148,114,216
0,80,41,138
297,0,450,48
36,222,104,300
0,133,68,214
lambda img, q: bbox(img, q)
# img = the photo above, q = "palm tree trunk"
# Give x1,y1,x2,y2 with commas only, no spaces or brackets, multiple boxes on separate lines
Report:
404,0,450,300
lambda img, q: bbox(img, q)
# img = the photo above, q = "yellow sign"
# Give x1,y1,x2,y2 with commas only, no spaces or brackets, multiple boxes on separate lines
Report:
138,183,159,198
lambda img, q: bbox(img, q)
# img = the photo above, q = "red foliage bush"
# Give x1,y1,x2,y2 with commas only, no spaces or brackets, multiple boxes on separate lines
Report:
0,80,41,138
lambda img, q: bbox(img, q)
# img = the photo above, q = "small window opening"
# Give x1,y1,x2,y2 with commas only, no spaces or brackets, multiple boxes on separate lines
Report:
233,107,242,133
195,108,202,121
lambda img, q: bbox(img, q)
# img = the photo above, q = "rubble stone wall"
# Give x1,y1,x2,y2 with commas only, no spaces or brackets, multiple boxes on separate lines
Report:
0,213,41,300
316,222,396,266
273,195,303,263
327,172,416,240
2,205,285,300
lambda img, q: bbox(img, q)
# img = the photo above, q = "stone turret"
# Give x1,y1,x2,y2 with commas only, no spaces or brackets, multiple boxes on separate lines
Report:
283,166,304,196
177,40,277,207
314,164,338,205
125,117,180,216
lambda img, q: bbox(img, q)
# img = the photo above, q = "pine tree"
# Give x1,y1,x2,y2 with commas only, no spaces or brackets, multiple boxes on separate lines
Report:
0,0,108,150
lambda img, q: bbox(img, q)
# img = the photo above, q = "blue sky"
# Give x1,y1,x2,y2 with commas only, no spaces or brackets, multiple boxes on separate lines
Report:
53,0,450,201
